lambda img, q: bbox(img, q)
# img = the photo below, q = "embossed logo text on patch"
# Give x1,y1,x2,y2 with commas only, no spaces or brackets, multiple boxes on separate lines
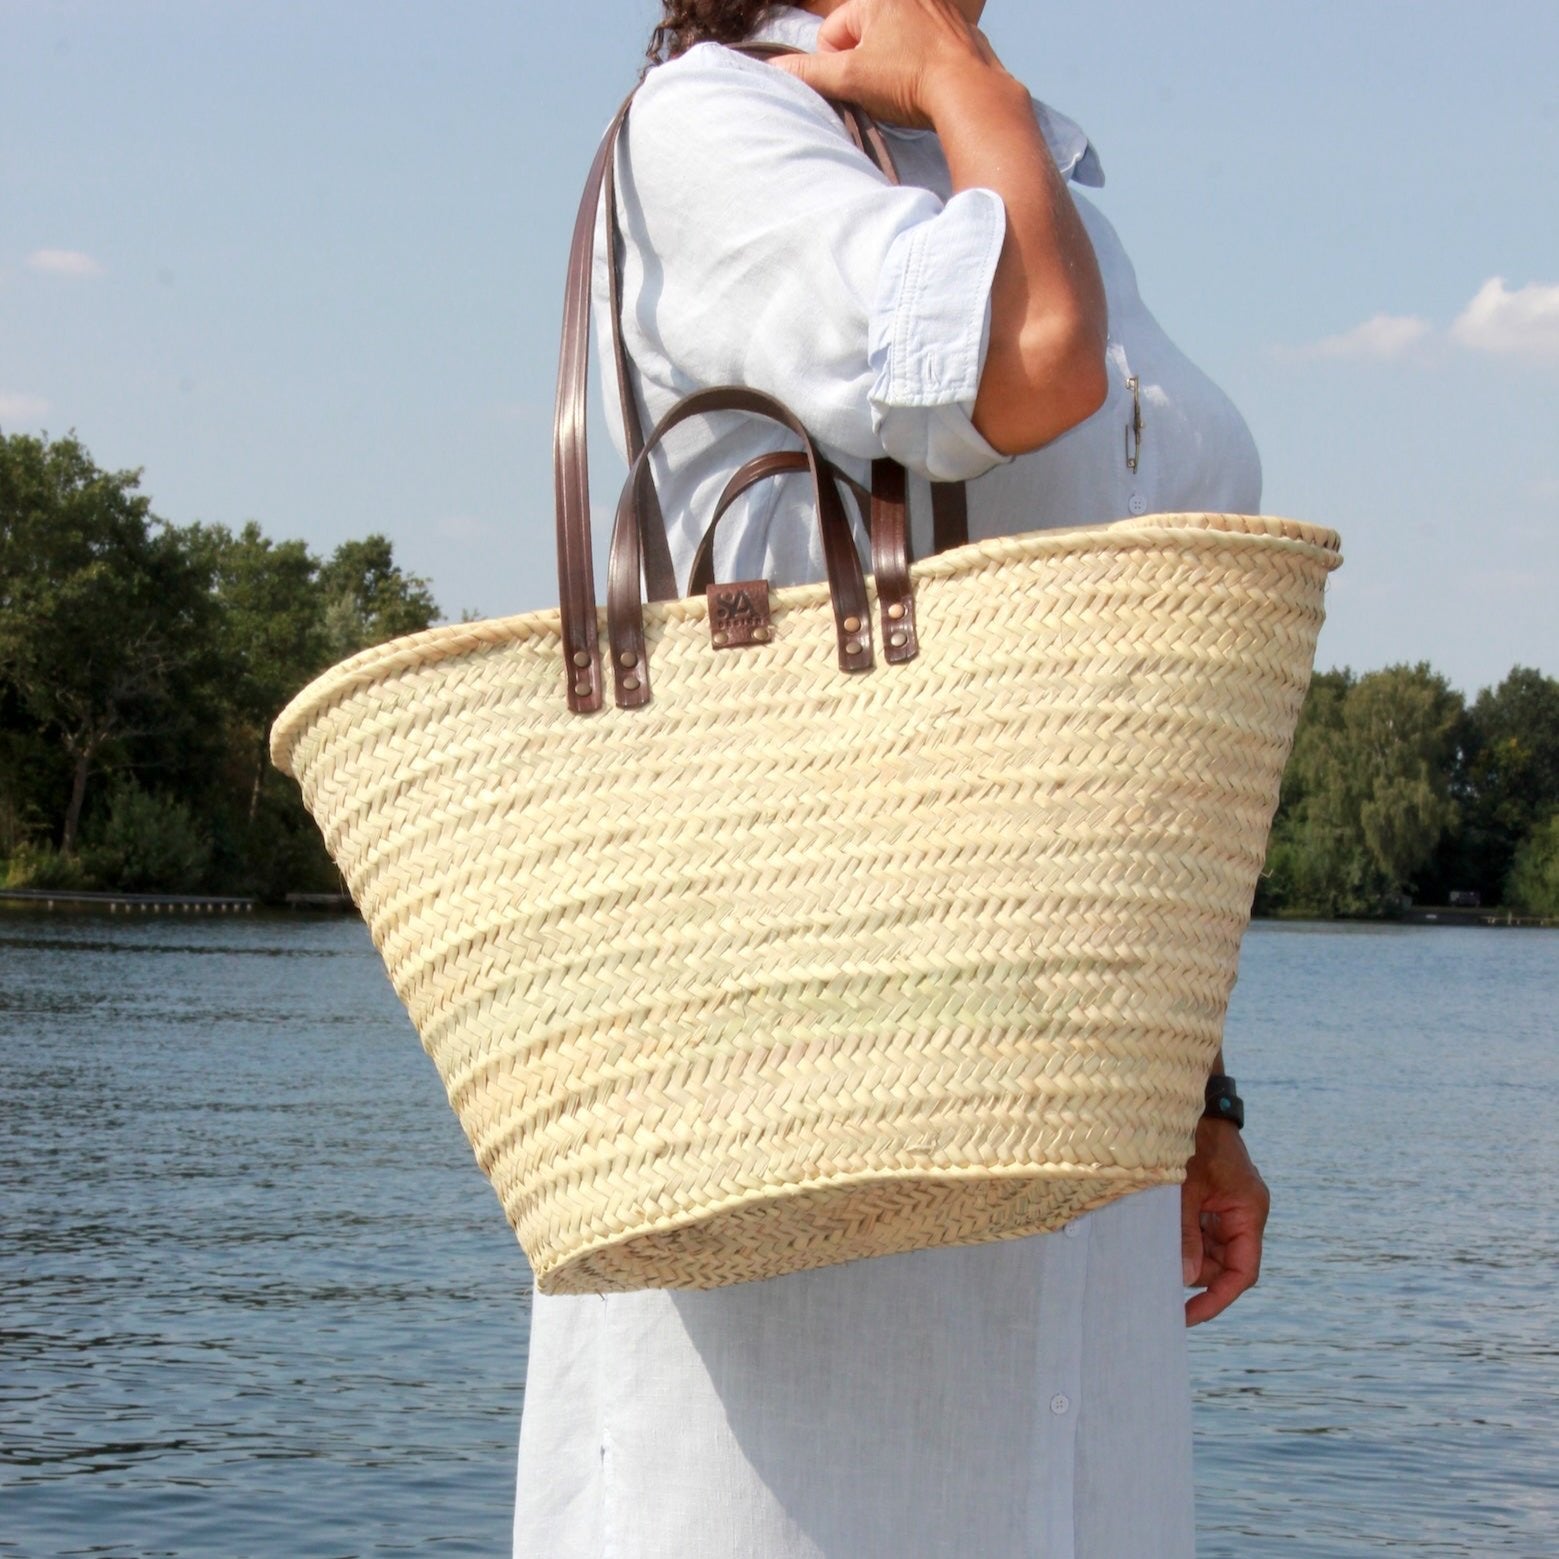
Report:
707,580,772,650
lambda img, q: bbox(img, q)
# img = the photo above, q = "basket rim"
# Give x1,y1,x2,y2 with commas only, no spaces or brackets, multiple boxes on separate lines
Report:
270,509,1341,775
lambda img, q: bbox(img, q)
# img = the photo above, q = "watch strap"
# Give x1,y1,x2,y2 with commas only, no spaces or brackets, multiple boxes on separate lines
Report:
1203,1074,1244,1131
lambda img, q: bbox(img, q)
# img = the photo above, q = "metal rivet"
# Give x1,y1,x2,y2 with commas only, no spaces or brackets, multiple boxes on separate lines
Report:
573,679,591,697
618,651,638,668
844,615,861,632
572,651,591,668
753,627,769,642
887,602,906,621
889,631,907,648
623,676,640,693
845,638,863,654
713,631,729,646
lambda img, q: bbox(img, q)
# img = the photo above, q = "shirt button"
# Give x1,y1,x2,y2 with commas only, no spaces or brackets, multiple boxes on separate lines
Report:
1128,494,1148,516
1063,1220,1082,1239
1050,1393,1071,1415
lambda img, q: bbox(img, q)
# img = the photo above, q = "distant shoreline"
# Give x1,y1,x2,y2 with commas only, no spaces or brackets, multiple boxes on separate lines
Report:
1387,905,1554,929
3,887,1551,929
0,887,354,915
1256,905,1555,930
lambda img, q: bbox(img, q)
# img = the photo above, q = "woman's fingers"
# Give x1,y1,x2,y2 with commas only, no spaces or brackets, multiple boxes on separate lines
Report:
768,48,873,113
767,0,998,130
814,0,866,52
1185,1223,1261,1326
769,36,927,129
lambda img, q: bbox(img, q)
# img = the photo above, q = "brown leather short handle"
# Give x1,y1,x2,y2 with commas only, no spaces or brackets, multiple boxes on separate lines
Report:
607,386,880,708
687,461,969,666
608,389,891,707
692,465,970,588
687,451,871,595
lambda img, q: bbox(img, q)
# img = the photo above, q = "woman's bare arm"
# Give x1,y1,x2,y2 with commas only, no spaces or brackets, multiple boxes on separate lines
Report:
772,0,1109,454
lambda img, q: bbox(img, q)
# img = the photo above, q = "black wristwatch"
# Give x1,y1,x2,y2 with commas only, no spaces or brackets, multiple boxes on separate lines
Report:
1203,1074,1244,1131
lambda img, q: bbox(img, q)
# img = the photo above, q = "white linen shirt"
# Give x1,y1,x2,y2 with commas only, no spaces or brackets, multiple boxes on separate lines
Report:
518,11,1263,1557
582,7,1259,596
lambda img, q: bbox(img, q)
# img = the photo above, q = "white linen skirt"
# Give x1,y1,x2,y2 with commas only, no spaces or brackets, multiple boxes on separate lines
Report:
513,1183,1194,1558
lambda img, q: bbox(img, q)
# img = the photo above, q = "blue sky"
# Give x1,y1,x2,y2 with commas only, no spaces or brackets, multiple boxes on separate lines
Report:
2,0,1554,696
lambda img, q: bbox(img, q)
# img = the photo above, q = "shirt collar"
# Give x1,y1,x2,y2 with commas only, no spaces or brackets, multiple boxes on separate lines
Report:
752,6,1105,188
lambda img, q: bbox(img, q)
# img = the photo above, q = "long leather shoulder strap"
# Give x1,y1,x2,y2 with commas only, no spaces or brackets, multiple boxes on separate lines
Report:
553,45,969,711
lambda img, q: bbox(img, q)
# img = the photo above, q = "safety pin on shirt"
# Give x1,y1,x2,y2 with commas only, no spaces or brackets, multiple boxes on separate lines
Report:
1125,375,1144,472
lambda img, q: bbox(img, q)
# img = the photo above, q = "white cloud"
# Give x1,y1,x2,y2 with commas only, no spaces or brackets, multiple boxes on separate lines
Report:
25,248,104,278
1450,277,1559,360
1295,313,1433,361
0,392,50,422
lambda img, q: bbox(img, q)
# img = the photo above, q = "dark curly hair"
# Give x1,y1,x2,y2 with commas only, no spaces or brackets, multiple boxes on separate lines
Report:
647,2,780,66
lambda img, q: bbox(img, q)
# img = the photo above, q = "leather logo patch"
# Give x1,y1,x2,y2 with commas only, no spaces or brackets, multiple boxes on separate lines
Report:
707,580,772,650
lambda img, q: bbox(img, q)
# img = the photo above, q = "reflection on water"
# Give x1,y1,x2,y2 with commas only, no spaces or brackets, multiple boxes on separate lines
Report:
1,913,1555,1556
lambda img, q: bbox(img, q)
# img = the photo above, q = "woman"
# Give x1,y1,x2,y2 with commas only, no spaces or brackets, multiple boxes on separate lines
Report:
516,4,1270,1554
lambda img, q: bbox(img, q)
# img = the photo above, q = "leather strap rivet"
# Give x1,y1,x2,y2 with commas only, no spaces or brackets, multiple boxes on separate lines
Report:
572,651,591,668
889,631,908,649
622,676,641,693
845,638,863,655
843,615,861,633
713,631,729,647
887,603,906,621
618,651,638,668
573,679,592,697
753,626,770,642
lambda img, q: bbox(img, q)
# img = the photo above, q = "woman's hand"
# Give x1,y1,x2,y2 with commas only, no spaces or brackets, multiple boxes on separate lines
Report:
772,0,1110,454
769,0,1005,130
1180,1117,1270,1326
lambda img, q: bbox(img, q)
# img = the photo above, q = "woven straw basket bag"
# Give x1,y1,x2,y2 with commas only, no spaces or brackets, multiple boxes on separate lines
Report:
270,64,1341,1295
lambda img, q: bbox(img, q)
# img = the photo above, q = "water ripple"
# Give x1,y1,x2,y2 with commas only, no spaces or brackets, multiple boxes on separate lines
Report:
3,912,1555,1555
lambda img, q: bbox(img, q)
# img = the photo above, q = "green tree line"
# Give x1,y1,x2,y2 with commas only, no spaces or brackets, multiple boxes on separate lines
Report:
1,430,439,900
2,430,1556,914
1257,663,1558,917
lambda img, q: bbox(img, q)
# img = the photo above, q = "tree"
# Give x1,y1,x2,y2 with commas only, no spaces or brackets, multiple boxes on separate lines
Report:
0,677,59,857
1437,667,1559,904
0,431,214,854
1505,813,1559,917
317,534,439,661
1,430,445,895
1259,664,1462,916
1255,669,1354,916
186,520,330,822
83,781,211,892
1348,667,1463,889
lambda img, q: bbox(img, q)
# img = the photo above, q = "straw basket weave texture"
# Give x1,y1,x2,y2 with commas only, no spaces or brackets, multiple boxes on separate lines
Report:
270,511,1339,1294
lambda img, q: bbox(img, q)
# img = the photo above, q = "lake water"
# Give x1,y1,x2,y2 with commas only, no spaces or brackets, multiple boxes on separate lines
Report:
1,912,1554,1557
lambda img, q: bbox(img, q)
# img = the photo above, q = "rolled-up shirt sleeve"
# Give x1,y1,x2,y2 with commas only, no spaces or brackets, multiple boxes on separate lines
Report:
868,186,1008,481
617,46,1014,485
